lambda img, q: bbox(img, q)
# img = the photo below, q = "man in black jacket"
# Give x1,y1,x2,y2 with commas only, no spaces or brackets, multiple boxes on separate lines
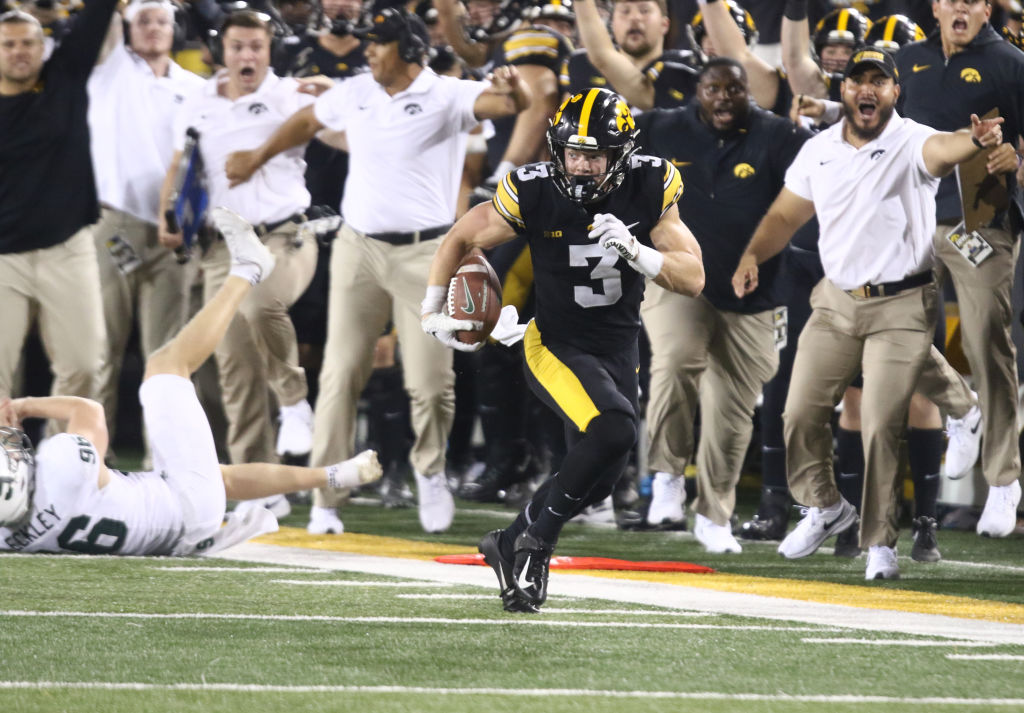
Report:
0,0,118,428
896,0,1024,538
636,58,811,549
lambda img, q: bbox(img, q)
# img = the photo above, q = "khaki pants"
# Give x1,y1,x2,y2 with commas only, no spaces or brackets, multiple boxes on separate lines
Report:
785,278,937,548
312,224,455,508
642,282,779,526
201,225,317,464
92,207,192,436
934,223,1021,487
0,228,106,428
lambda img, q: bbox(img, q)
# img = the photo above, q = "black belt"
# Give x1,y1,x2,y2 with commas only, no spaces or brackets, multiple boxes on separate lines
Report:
845,270,933,299
365,224,450,245
254,212,307,237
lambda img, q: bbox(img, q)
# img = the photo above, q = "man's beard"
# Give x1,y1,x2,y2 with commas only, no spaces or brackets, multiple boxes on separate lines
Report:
843,99,894,142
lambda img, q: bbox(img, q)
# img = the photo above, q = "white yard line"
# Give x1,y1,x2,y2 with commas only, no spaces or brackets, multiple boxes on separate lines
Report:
801,638,997,647
0,681,1022,705
947,654,1024,661
153,567,321,573
217,543,1024,646
0,610,829,631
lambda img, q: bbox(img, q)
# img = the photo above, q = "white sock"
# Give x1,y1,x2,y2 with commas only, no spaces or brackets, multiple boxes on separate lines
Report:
229,262,262,286
326,460,361,489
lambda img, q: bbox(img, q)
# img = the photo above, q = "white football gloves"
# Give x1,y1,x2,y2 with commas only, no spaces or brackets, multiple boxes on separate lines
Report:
421,285,484,353
588,213,664,279
489,305,528,346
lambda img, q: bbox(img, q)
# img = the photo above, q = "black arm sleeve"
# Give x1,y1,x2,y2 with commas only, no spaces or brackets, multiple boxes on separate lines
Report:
50,0,120,79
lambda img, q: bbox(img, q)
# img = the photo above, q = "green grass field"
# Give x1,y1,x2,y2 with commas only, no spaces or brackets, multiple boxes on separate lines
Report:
2,493,1023,713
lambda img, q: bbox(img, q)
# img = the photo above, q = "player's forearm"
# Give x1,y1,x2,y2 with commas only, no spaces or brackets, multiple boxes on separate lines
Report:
501,103,554,166
654,250,705,296
781,17,827,98
923,130,989,178
744,211,798,265
12,396,104,424
428,228,475,288
435,0,491,68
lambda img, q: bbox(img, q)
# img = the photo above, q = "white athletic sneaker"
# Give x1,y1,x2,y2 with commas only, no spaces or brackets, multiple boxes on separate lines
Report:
276,399,314,457
415,471,455,533
646,472,687,527
865,545,900,580
694,513,742,553
777,498,858,559
307,506,344,535
574,495,616,526
944,397,982,480
976,480,1022,538
211,206,275,285
232,494,291,520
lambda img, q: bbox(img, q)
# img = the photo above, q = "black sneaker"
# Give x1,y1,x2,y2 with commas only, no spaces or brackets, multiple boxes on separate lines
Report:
738,488,791,541
833,523,862,558
911,516,941,563
512,529,555,607
378,466,414,509
478,530,539,614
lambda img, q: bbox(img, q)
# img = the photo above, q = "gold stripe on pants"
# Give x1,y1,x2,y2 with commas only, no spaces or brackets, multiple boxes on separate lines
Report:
784,278,937,548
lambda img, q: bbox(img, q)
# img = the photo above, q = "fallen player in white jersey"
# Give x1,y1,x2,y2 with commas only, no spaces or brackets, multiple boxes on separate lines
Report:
0,207,381,556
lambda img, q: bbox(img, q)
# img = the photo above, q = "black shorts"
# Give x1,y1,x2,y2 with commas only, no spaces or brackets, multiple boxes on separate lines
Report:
522,321,639,434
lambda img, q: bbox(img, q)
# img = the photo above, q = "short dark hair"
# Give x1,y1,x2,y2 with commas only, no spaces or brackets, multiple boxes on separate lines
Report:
220,9,273,38
698,56,747,82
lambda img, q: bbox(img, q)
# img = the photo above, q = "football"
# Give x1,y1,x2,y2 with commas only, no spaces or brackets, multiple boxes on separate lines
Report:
446,252,502,344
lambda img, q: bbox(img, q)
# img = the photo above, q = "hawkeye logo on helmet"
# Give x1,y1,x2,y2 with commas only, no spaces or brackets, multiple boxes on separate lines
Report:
615,101,635,132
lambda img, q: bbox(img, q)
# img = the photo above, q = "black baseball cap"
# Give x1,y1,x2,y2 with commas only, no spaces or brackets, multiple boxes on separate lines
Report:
843,48,899,80
354,6,429,45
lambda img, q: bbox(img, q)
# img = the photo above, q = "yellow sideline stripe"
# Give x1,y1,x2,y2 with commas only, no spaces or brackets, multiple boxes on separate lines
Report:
252,527,1024,625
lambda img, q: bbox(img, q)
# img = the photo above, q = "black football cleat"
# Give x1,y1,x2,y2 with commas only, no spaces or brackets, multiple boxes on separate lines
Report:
738,488,791,541
833,523,862,558
478,530,539,614
910,516,941,563
512,529,555,608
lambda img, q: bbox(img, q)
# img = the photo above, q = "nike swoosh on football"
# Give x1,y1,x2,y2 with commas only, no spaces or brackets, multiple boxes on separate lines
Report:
459,277,475,314
912,64,930,72
515,555,532,590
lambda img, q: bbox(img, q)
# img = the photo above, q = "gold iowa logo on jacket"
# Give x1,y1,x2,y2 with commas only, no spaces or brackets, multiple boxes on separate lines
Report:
961,68,982,83
734,163,755,179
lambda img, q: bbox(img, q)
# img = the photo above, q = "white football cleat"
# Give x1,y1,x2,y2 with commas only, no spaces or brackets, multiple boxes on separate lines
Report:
646,472,686,527
574,495,616,527
211,206,276,285
307,506,344,535
778,498,858,559
865,545,900,580
693,513,742,553
944,398,982,480
276,399,314,457
976,480,1022,538
415,471,455,533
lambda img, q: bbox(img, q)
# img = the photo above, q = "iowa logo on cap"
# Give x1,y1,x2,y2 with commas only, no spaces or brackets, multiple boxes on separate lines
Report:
852,49,886,64
961,68,981,83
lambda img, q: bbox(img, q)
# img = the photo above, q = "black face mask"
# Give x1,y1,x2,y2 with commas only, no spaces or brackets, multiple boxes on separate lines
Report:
330,17,353,36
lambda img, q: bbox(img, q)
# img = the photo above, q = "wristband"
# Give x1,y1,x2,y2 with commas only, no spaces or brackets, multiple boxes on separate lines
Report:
421,285,447,315
632,243,665,280
972,135,984,149
783,0,807,21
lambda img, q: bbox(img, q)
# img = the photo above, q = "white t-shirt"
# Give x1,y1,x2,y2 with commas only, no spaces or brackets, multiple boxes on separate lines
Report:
314,69,487,234
88,44,204,224
174,71,314,225
0,434,184,555
785,113,940,290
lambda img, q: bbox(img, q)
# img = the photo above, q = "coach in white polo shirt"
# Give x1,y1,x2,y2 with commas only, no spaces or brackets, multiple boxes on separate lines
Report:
88,0,203,448
225,6,529,533
732,49,1003,581
160,9,321,468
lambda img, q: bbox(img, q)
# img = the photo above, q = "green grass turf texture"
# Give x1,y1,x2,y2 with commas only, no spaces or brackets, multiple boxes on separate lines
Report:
1,492,1023,713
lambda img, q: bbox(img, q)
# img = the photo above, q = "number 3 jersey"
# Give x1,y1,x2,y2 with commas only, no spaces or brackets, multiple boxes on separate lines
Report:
493,156,683,354
0,434,184,555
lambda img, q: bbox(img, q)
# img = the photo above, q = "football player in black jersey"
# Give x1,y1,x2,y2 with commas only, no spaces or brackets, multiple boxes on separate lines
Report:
422,88,704,612
783,3,870,102
567,0,700,110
